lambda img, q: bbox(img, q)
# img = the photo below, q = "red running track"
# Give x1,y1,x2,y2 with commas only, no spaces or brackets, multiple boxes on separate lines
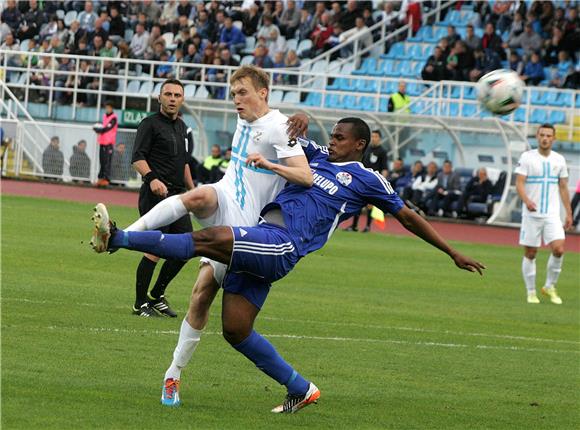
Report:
2,179,578,252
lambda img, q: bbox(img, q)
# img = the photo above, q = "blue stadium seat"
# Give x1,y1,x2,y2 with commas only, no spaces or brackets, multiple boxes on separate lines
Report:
184,84,196,98
450,86,461,99
352,57,376,76
385,61,403,77
269,90,284,104
339,78,356,91
449,103,460,117
358,96,377,111
441,10,460,25
341,95,357,110
379,98,389,112
383,42,405,59
380,80,397,94
514,108,527,122
462,103,477,117
368,59,384,76
530,90,548,105
327,77,345,91
549,110,566,124
126,80,141,94
557,92,572,107
283,91,301,104
545,91,561,106
410,101,424,114
407,44,423,60
408,26,432,42
324,94,341,108
380,60,396,77
531,108,548,123
398,61,413,77
464,86,476,100
297,39,313,56
354,79,367,92
576,95,580,108
303,92,322,107
406,82,421,96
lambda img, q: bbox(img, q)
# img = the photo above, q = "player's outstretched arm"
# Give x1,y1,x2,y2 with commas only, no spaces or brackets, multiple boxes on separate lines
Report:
246,153,313,187
393,206,486,275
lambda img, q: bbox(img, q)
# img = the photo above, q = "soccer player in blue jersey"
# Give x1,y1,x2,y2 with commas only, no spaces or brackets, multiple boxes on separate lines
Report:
91,117,485,413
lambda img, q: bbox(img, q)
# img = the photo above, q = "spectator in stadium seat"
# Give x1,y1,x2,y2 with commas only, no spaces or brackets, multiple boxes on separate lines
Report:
252,44,274,69
509,51,525,75
543,27,566,66
140,0,162,26
310,12,333,56
505,11,525,45
130,23,149,59
108,6,125,43
339,0,362,31
176,0,193,21
445,25,461,46
550,51,574,88
491,0,512,33
78,1,98,33
219,16,246,56
428,159,461,217
400,160,424,200
272,1,285,26
409,161,438,211
508,23,543,59
92,17,109,44
481,22,504,59
284,50,301,84
1,0,20,33
437,37,451,60
54,56,75,104
298,8,315,42
339,16,373,57
521,52,545,86
17,0,43,41
39,15,58,40
272,51,287,84
0,32,21,69
458,168,492,218
91,34,105,56
401,0,422,34
70,140,91,182
159,0,179,33
388,81,411,113
65,20,86,53
257,15,280,41
387,158,408,190
469,48,502,82
563,7,579,50
421,46,446,81
42,136,64,179
243,3,261,36
196,10,217,42
279,0,301,38
380,1,400,32
219,47,240,67
311,1,329,29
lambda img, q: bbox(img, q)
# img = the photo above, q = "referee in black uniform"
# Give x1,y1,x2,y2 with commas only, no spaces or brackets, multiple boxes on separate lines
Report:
130,78,194,317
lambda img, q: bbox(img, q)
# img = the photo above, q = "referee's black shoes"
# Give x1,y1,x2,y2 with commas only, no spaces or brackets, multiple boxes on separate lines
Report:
148,294,178,318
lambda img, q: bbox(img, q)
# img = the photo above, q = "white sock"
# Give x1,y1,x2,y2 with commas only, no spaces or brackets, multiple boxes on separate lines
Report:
126,195,188,231
164,318,202,381
545,254,563,288
522,257,536,294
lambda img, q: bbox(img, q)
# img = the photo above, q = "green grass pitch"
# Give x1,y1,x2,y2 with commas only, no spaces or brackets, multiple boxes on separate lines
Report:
2,195,579,429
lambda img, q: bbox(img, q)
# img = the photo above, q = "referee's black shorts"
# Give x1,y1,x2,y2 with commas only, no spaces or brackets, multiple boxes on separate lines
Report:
138,185,192,234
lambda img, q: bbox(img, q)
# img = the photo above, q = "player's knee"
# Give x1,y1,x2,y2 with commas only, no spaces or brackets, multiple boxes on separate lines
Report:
524,249,537,259
222,324,246,346
552,247,564,258
182,188,211,212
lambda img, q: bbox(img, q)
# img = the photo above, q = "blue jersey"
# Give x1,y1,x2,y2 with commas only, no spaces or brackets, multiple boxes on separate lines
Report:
262,138,404,257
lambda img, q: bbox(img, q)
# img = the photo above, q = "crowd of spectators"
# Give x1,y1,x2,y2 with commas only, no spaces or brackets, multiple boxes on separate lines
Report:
421,2,579,89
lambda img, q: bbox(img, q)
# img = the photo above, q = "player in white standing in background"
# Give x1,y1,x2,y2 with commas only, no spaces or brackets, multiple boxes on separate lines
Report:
515,123,573,305
117,65,313,405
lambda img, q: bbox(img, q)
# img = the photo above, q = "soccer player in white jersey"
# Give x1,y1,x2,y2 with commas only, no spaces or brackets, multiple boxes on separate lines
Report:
515,124,573,304
117,66,313,404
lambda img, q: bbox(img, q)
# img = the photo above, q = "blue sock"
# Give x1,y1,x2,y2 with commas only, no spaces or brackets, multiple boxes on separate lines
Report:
109,230,195,261
234,330,309,395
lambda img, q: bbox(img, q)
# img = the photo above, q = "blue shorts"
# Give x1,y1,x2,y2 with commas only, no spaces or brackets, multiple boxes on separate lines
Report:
222,223,301,309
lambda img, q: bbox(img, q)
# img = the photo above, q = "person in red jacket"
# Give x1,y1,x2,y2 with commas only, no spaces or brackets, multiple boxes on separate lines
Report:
93,101,118,187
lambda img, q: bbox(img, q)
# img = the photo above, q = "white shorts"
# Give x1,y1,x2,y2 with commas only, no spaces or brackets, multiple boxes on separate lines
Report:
196,182,260,286
519,216,565,247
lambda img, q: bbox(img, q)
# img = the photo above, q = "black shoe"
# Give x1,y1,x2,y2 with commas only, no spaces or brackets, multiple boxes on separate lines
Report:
362,226,371,233
132,302,158,318
344,226,358,232
148,295,178,318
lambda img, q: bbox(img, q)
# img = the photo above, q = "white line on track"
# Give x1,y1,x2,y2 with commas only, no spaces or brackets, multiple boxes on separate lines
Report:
35,325,580,355
4,297,578,346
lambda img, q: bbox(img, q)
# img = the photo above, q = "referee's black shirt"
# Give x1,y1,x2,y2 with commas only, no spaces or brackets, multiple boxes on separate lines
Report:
132,112,192,193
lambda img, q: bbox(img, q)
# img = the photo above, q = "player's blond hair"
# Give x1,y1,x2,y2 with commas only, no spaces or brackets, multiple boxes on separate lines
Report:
230,65,270,93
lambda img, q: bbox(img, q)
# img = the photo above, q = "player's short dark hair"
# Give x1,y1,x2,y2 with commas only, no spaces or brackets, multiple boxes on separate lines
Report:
160,78,184,93
337,117,371,151
104,100,114,107
538,123,555,134
371,129,382,137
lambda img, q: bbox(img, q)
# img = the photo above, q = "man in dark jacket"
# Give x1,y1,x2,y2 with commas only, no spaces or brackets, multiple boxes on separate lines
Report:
69,139,91,181
458,168,493,217
428,159,461,217
42,136,64,179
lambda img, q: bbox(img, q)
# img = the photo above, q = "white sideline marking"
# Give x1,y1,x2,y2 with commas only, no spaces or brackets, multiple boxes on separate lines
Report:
4,297,579,346
39,325,580,355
